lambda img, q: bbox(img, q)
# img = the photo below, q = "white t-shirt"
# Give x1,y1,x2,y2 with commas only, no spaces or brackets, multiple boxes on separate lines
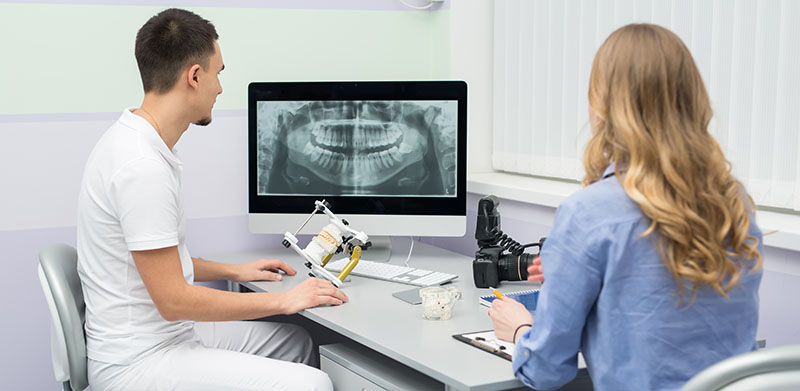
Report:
77,109,196,365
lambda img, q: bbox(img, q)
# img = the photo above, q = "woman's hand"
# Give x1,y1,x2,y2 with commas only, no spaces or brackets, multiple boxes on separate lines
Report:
488,296,534,342
527,256,544,283
280,277,349,314
232,258,296,282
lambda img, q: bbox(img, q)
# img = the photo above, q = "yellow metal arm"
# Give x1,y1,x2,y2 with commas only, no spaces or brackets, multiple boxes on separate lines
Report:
321,253,334,267
336,246,362,281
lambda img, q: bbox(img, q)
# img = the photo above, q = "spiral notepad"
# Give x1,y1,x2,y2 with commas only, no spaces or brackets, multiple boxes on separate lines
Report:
479,289,539,311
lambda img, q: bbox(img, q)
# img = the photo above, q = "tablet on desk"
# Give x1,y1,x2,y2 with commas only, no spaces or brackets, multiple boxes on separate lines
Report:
392,287,422,305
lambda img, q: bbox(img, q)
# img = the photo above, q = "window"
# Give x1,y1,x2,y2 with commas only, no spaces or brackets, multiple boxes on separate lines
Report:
493,0,800,211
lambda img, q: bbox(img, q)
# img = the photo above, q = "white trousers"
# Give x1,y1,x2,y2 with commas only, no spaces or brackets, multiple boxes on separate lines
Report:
88,321,333,391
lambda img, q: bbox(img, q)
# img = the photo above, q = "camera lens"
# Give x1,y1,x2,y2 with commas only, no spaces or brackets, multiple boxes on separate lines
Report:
497,253,536,282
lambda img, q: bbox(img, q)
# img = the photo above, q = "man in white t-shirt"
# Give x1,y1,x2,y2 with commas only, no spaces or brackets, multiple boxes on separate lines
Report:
76,8,348,390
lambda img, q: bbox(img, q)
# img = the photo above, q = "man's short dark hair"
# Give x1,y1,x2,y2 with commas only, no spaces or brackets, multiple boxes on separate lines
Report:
135,8,219,94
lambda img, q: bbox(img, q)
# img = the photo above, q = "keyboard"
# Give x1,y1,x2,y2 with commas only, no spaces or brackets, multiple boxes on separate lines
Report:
326,258,458,287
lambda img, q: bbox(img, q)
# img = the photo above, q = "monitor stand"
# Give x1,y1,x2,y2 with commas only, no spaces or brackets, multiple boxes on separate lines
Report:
361,236,392,263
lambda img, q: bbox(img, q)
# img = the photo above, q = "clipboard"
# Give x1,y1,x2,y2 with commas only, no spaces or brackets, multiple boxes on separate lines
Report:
452,330,514,361
456,330,590,369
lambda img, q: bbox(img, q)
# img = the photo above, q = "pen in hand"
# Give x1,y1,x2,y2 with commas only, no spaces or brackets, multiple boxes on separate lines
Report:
490,287,503,299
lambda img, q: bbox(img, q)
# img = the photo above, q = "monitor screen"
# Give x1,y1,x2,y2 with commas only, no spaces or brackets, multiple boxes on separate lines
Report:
248,81,466,237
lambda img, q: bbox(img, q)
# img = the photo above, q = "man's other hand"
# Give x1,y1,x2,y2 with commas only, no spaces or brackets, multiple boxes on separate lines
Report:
232,259,297,282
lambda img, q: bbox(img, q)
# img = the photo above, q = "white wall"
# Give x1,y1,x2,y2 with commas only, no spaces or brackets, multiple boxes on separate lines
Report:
450,0,493,174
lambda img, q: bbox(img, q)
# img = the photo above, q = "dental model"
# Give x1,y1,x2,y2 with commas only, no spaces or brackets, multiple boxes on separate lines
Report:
282,200,370,288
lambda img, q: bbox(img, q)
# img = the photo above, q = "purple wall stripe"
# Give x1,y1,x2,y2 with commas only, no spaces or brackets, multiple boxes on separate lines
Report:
0,109,246,123
0,0,449,11
0,111,120,123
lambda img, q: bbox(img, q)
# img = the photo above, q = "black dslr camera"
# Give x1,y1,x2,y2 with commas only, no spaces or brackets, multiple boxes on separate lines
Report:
472,195,546,288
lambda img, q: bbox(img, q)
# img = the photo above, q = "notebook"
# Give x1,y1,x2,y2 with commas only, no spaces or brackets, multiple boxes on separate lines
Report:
479,289,539,311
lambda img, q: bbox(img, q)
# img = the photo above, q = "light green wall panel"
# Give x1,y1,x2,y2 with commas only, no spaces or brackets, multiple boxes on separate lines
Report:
0,4,450,115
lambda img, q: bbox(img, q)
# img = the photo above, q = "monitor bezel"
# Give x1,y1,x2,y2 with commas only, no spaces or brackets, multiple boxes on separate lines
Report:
248,80,467,224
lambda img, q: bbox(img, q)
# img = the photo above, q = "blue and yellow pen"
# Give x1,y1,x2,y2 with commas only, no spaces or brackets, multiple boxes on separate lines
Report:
489,287,503,299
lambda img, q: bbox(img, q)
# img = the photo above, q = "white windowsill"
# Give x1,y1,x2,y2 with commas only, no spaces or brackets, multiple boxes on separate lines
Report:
467,172,800,253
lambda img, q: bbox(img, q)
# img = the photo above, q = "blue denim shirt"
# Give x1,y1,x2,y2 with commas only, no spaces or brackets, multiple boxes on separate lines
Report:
512,165,762,391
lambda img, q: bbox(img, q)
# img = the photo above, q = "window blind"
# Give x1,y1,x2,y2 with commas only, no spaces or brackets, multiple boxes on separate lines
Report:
493,0,800,211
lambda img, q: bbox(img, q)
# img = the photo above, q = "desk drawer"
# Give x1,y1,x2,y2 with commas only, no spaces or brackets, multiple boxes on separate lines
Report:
321,353,386,391
320,342,443,391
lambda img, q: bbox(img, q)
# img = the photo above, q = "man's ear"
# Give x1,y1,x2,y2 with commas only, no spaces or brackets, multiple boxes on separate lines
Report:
187,64,202,90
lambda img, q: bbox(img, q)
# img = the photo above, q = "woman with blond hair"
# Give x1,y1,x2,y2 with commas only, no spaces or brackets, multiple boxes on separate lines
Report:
489,24,763,390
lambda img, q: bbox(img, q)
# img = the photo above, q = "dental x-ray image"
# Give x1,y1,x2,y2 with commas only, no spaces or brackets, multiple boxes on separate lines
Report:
256,100,458,197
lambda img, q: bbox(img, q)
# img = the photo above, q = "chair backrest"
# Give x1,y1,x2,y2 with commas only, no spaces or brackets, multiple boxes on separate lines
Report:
38,243,88,391
683,345,800,391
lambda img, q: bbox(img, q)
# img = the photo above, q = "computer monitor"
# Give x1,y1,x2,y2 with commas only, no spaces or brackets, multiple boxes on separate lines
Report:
248,81,467,252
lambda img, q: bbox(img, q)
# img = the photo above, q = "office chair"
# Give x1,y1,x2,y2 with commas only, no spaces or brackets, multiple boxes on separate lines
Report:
682,345,800,391
38,243,88,391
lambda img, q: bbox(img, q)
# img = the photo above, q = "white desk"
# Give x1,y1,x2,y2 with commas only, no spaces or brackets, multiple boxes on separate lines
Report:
215,238,590,391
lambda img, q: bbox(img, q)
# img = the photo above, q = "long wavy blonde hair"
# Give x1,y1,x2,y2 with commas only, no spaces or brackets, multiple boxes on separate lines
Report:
584,24,762,303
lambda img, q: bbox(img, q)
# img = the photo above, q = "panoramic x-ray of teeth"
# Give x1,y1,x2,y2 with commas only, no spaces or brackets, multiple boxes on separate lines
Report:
256,100,458,196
